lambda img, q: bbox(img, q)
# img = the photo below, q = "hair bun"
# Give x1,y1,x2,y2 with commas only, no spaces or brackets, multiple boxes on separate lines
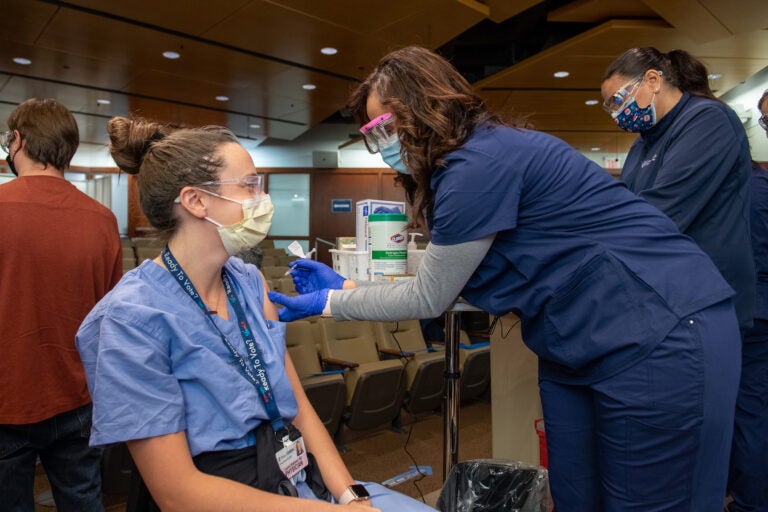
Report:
107,117,173,174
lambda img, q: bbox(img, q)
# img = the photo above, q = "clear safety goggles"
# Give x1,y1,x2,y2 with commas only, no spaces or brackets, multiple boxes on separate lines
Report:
0,130,14,153
602,77,643,115
197,175,264,196
359,113,397,154
174,174,264,204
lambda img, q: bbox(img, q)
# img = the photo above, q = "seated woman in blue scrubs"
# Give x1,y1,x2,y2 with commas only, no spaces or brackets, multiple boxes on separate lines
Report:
268,46,742,512
75,117,435,512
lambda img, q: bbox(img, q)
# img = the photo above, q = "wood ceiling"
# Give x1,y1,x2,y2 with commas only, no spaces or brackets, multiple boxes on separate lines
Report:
1,0,766,158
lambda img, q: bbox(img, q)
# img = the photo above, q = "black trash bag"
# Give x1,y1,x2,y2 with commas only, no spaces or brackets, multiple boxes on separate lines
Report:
436,459,551,512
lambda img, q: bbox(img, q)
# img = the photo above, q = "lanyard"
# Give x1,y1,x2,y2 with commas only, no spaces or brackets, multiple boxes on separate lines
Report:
161,246,285,433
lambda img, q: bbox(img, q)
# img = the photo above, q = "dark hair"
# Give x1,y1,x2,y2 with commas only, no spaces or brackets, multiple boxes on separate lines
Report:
6,98,79,170
107,117,238,238
603,47,718,101
348,46,504,227
759,90,768,112
235,245,264,268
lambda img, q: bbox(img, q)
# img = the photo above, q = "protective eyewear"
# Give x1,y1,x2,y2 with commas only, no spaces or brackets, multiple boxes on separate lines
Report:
198,175,264,195
359,113,397,154
0,130,13,153
602,77,643,115
174,175,264,204
759,115,768,132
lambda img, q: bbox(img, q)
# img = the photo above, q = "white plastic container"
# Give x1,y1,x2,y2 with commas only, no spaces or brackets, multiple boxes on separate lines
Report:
355,199,405,251
368,213,408,278
329,249,369,281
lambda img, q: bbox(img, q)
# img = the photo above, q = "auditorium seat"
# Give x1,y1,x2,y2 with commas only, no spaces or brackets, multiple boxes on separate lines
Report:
373,320,445,415
315,318,406,431
285,321,346,438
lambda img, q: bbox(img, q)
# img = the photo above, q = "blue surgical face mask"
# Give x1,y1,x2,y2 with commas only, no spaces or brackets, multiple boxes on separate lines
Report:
380,139,409,174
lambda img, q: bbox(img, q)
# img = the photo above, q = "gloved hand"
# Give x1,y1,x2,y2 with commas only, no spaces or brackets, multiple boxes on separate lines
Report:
288,258,345,293
268,289,329,322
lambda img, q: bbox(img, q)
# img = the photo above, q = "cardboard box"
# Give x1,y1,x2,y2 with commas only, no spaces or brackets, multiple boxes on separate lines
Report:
355,199,405,251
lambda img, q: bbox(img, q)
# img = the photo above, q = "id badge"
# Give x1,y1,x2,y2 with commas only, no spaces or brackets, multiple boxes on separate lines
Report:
275,435,309,479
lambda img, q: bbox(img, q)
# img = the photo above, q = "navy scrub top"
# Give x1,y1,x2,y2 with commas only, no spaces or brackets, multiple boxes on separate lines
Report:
621,93,755,330
429,124,733,384
751,163,768,322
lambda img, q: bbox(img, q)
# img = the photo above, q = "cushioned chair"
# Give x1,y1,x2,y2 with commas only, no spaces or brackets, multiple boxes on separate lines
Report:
315,318,406,431
436,459,551,512
285,320,346,437
457,329,491,401
373,320,445,414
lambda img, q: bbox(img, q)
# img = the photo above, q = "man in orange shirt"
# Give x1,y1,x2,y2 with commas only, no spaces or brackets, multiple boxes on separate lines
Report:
0,98,122,511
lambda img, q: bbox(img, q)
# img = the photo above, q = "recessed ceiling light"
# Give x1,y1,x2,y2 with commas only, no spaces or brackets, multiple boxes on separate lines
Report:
591,147,601,151
215,95,229,102
13,57,32,65
553,71,569,78
708,73,722,80
320,47,338,55
302,84,316,90
96,99,111,105
162,51,180,60
585,99,599,106
250,124,261,129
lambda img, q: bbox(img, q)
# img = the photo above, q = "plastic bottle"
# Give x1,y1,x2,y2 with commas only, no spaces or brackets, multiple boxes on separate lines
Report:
406,232,425,275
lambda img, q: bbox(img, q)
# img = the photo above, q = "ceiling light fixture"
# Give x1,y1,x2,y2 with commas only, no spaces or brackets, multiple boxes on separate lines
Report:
13,57,32,65
708,73,722,80
96,99,111,105
250,124,261,129
585,99,599,106
215,95,229,102
591,147,601,151
162,51,181,60
553,71,569,78
321,47,338,55
302,84,316,90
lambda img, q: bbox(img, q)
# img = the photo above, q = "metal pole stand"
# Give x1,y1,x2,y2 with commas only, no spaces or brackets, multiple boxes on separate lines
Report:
442,299,483,481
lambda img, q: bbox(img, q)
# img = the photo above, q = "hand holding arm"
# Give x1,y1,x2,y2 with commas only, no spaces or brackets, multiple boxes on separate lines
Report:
268,289,329,322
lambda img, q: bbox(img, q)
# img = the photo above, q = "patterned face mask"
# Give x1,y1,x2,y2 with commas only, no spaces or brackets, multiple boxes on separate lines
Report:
612,96,657,133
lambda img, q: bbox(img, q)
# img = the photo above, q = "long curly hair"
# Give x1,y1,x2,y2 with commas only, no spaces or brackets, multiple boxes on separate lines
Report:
348,46,505,227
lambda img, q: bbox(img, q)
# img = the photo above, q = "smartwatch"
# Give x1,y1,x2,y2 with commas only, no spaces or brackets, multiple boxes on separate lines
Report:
339,483,370,505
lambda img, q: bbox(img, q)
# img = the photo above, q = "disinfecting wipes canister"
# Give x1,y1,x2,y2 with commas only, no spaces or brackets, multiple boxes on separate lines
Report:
368,213,408,278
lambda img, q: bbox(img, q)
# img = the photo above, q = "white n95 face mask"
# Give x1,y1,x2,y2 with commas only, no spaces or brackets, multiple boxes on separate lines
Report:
205,194,274,255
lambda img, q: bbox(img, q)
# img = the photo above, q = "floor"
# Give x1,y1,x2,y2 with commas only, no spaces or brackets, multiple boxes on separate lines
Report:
32,400,493,511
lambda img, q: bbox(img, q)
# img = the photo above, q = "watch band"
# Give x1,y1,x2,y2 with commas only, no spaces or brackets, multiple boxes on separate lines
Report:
338,484,370,505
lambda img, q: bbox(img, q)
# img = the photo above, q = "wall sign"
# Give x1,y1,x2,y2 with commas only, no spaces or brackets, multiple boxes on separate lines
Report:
331,198,352,213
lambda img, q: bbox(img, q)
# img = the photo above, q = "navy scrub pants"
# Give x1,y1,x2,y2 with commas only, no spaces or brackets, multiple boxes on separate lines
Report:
727,318,768,512
540,300,741,512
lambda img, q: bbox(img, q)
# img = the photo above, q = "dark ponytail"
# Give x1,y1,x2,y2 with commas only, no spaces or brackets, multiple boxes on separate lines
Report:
604,47,718,101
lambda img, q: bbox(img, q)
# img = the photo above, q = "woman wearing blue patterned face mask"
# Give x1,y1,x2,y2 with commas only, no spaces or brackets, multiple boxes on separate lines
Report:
602,47,754,336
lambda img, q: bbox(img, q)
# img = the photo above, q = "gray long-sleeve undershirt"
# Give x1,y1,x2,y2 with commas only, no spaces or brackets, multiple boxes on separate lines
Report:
329,234,495,321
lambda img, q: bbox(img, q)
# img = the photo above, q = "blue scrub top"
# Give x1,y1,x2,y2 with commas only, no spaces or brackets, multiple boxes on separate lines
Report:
429,124,733,384
621,93,755,330
751,163,768,321
76,257,297,456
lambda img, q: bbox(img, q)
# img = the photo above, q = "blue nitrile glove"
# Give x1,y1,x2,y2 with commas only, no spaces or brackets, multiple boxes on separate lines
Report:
373,206,402,213
288,258,345,294
268,289,329,322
